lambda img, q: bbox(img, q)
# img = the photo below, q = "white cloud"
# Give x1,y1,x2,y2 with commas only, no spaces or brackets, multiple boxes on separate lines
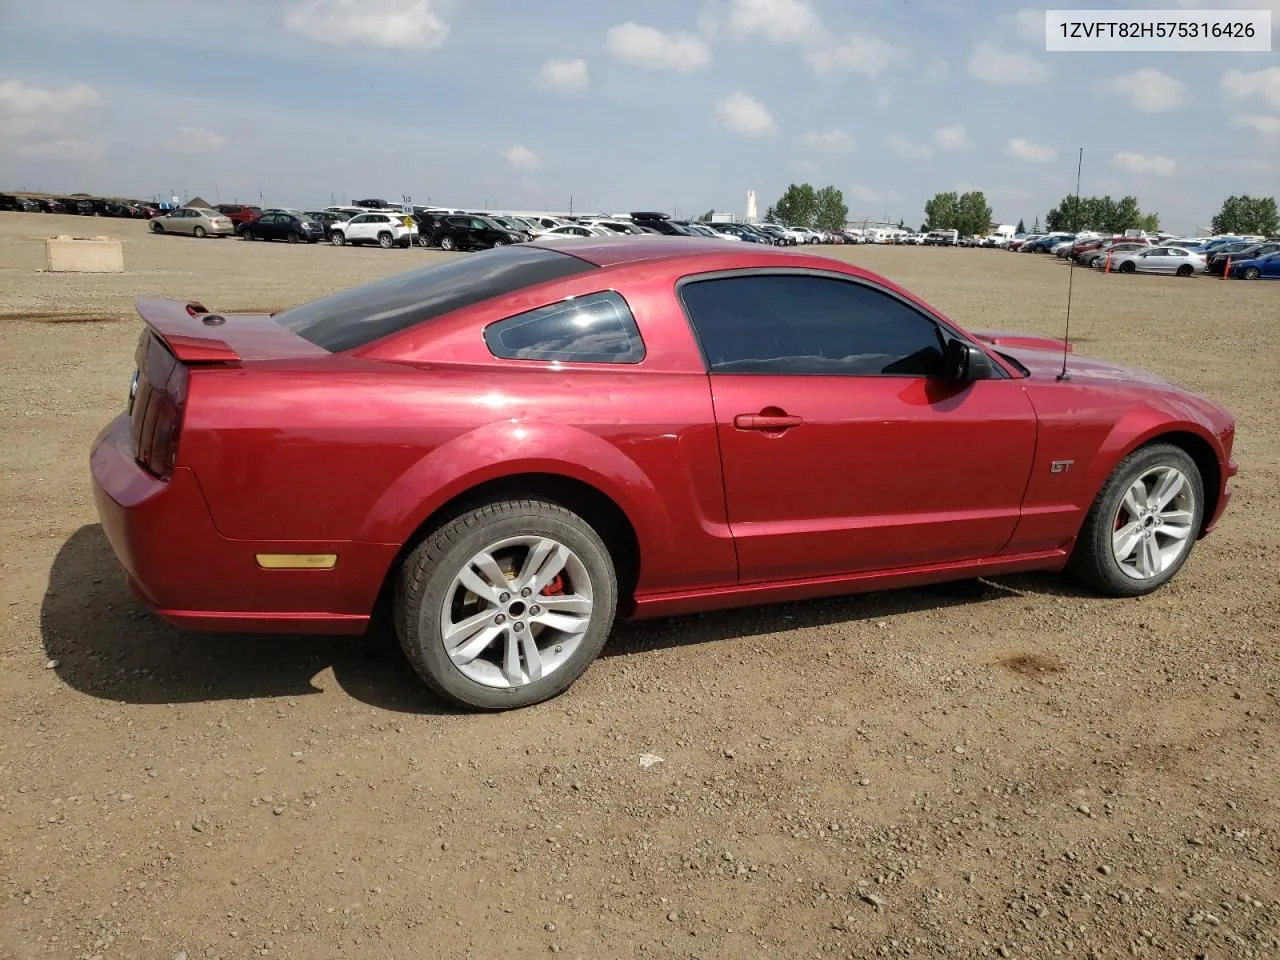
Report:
925,58,949,80
1106,68,1187,112
1112,151,1175,176
1005,7,1045,43
1222,66,1280,110
846,185,903,204
887,134,931,160
806,33,896,78
500,144,539,169
934,123,971,151
726,0,821,43
967,43,1049,84
988,185,1032,201
802,129,854,153
168,125,228,153
605,21,711,73
284,0,449,51
0,79,100,116
1007,137,1056,162
1230,114,1280,148
539,58,590,91
713,90,777,137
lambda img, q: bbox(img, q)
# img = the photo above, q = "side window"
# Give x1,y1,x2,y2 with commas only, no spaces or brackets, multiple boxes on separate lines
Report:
349,215,367,224
679,274,948,377
1146,247,1168,256
484,291,645,364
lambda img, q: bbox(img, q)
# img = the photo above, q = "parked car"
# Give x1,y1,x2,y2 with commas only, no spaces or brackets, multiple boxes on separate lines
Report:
89,239,1236,710
923,230,959,246
148,207,235,238
1106,245,1206,276
1227,250,1280,280
36,198,68,213
216,204,263,230
306,210,351,241
59,198,95,215
240,211,325,243
629,213,692,237
1206,241,1280,275
534,224,614,242
1080,242,1151,268
328,211,418,248
431,215,530,251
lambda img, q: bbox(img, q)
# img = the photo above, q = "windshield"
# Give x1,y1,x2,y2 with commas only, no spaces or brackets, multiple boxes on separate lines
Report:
274,245,597,352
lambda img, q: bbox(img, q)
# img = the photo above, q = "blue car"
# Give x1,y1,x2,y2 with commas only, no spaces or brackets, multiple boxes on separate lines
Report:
1191,237,1245,256
1228,251,1280,280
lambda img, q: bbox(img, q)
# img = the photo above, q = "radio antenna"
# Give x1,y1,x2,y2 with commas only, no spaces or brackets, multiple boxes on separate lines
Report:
1058,146,1084,382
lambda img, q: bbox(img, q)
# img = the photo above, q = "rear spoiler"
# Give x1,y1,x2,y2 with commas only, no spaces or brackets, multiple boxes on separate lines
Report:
135,299,241,363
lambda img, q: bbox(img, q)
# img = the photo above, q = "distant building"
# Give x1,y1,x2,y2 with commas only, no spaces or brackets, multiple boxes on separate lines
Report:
745,190,758,223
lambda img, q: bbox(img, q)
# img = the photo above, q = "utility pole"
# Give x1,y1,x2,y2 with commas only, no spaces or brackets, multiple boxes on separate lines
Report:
569,194,574,216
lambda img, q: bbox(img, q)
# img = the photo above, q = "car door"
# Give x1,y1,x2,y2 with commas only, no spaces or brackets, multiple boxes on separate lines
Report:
1133,248,1167,273
1263,253,1280,278
345,214,369,242
678,270,1038,582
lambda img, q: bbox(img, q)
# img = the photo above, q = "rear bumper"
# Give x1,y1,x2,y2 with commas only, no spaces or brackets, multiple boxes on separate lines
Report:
90,415,394,634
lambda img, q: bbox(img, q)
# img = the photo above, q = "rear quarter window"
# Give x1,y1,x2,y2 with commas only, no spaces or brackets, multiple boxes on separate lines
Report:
273,245,597,352
483,291,644,364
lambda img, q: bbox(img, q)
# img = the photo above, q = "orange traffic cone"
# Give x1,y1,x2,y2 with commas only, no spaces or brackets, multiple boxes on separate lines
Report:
1104,252,1112,274
1223,257,1230,280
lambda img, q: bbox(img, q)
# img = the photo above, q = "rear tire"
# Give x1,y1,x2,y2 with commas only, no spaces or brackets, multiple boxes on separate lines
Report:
417,234,430,247
1176,264,1193,277
1068,443,1203,597
193,226,207,239
394,499,618,710
378,232,394,249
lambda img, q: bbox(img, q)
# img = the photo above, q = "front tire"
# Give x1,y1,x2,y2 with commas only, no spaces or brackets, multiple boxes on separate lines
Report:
393,499,618,710
1243,266,1261,280
287,231,300,244
330,232,345,246
1068,443,1203,597
439,235,456,251
151,222,164,233
1118,261,1135,273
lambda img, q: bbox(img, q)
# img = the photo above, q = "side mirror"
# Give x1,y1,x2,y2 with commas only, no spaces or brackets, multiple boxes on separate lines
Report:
944,339,994,382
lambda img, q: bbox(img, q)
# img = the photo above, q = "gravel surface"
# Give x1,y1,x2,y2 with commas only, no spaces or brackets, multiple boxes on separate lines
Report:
1,214,1276,959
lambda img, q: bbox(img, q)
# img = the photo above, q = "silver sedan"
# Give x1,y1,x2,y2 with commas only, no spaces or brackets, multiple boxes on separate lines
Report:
1108,245,1207,277
148,207,235,238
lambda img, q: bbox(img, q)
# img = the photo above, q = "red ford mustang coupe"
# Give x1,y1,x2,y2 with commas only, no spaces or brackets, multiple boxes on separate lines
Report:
91,238,1237,709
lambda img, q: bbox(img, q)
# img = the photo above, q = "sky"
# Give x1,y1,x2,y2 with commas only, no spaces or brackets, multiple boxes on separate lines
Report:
0,0,1276,233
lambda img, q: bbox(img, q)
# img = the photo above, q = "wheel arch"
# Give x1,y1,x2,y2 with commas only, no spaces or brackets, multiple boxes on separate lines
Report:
1094,425,1223,537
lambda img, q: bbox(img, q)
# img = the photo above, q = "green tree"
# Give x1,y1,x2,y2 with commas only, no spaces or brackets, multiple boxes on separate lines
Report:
918,222,928,234
1046,194,1154,233
813,185,848,232
698,208,715,222
1016,218,1026,234
1137,212,1160,233
956,190,992,238
923,191,960,231
763,204,779,223
772,183,818,227
1210,195,1279,235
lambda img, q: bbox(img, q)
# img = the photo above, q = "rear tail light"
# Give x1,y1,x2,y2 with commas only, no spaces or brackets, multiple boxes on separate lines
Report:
129,334,188,480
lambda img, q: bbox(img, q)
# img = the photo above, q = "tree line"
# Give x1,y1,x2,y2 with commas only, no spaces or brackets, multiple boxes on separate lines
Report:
751,186,1276,239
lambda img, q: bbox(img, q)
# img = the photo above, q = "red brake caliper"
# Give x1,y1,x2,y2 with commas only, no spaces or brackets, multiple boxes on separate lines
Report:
544,574,566,596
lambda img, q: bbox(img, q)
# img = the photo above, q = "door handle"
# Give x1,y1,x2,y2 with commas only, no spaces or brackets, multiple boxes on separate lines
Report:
734,413,803,431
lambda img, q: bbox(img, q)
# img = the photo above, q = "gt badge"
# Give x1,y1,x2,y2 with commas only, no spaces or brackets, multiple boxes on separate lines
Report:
1050,459,1074,474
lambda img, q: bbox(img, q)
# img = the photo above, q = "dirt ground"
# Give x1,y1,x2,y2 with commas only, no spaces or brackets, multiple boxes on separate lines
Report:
1,213,1276,960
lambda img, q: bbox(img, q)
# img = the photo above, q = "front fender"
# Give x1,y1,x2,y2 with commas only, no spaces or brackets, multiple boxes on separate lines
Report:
1084,406,1226,508
355,418,672,552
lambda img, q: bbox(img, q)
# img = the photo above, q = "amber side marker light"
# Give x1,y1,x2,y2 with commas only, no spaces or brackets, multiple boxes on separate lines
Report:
255,554,338,570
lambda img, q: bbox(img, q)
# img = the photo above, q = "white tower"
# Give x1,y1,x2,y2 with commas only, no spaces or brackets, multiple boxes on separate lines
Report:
745,190,758,223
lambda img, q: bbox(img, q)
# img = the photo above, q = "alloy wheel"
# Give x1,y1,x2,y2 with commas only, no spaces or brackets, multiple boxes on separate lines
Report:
1110,465,1195,580
439,535,593,689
